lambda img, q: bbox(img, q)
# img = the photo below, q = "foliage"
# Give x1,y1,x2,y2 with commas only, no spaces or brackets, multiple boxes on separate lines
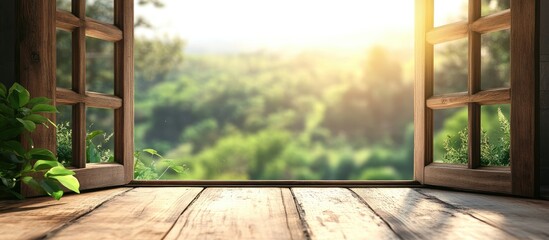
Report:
0,83,79,200
56,123,115,165
441,107,510,166
134,148,187,180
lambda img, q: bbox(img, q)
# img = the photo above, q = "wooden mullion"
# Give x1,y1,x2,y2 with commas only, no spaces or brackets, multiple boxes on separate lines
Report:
426,21,469,44
86,18,123,42
71,0,86,168
471,9,511,34
114,0,135,184
56,88,123,109
427,88,510,109
56,10,82,31
414,0,434,184
468,0,481,169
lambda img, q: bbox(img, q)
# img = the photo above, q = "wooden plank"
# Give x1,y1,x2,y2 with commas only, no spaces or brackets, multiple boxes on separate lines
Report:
17,0,57,197
470,9,511,34
114,0,135,184
0,188,131,240
424,164,511,193
164,188,306,240
426,21,468,44
418,188,549,239
46,187,203,239
291,188,398,240
56,87,123,109
414,0,434,184
352,188,516,239
85,18,123,42
510,0,537,197
427,88,510,109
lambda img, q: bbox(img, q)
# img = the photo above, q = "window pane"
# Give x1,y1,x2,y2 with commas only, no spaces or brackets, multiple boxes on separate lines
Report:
434,0,468,27
56,0,71,12
86,107,114,164
481,29,510,90
56,104,73,167
433,107,468,164
86,0,114,23
56,30,72,89
482,0,510,16
434,38,468,95
86,37,114,94
481,104,510,166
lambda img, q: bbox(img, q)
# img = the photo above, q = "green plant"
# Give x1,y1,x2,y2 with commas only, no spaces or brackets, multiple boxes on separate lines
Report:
442,107,510,166
0,83,79,200
134,149,187,180
56,123,114,164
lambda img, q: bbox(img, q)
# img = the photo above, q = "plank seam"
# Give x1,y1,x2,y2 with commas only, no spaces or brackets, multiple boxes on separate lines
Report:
279,188,305,240
414,189,521,239
347,188,404,240
39,187,134,239
289,188,312,240
160,187,206,240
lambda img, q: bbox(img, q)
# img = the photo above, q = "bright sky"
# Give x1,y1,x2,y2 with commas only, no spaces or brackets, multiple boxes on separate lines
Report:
135,0,465,54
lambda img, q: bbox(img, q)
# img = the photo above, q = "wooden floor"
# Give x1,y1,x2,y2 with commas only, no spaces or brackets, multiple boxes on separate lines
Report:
1,187,549,240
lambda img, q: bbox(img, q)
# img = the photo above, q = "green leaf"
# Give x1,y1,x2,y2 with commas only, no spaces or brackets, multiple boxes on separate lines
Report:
31,104,57,113
86,130,104,141
0,127,23,141
0,140,26,156
28,148,57,161
23,114,49,124
7,83,30,108
39,179,64,200
16,118,36,132
49,175,80,194
0,103,14,117
27,97,51,107
86,143,101,163
170,165,186,174
1,177,16,189
46,166,76,176
0,82,6,98
33,159,60,171
22,176,44,193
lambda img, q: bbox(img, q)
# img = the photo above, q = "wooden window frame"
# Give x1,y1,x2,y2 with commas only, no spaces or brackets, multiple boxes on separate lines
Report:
415,0,538,197
17,0,134,196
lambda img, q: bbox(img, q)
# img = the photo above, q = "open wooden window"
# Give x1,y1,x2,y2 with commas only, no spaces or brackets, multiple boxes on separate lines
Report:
415,0,537,196
18,0,133,195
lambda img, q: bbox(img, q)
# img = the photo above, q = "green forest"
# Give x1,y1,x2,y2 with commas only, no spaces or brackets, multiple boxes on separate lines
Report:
54,0,511,180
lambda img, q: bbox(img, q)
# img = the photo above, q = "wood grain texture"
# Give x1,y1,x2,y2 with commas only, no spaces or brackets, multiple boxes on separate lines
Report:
164,188,306,240
0,188,130,240
426,21,468,44
292,188,398,240
424,164,511,193
414,0,434,183
56,87,123,109
470,9,510,34
426,88,510,109
418,188,549,239
352,188,515,239
510,0,538,197
85,18,123,42
47,187,203,240
17,0,57,197
468,0,481,169
56,10,82,31
114,0,135,184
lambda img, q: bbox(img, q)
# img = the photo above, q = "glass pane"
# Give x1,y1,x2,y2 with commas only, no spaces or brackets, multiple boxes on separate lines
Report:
86,0,114,23
133,0,416,180
86,107,114,163
481,104,510,166
481,29,510,90
56,104,73,167
434,107,468,164
434,0,468,27
56,0,71,12
86,37,114,94
56,30,72,89
482,0,510,16
434,38,468,95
